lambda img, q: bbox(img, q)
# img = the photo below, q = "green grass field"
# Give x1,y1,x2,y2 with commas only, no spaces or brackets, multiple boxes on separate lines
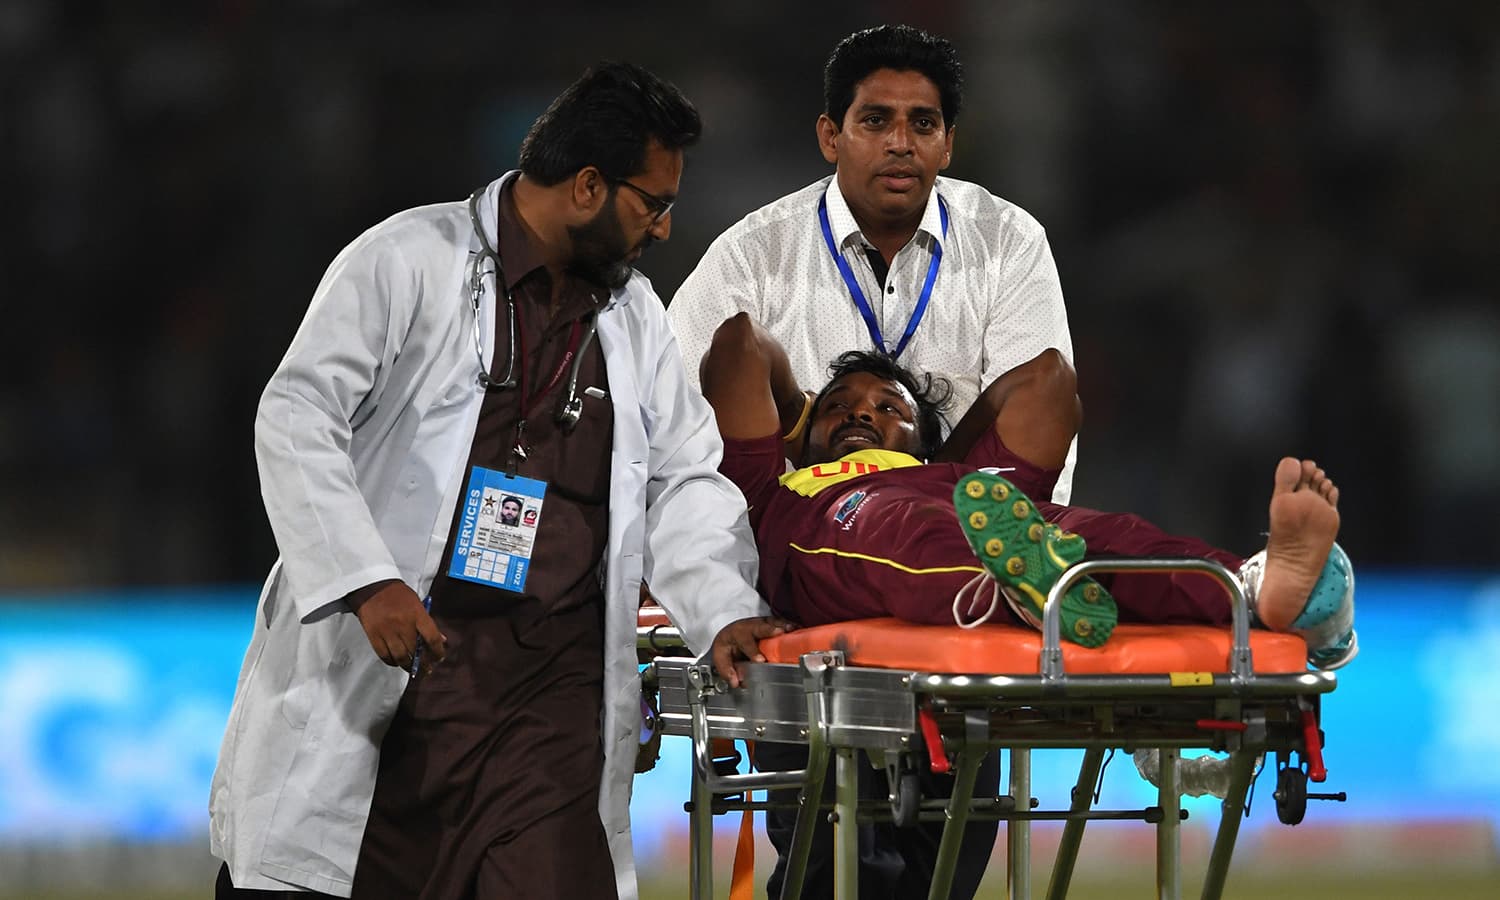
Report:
7,824,1495,898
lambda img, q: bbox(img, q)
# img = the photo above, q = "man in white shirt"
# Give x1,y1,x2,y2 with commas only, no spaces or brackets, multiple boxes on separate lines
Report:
669,24,1078,507
667,25,1078,899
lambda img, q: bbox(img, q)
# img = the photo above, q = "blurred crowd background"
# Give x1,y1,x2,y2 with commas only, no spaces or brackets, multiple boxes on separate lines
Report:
2,0,1497,592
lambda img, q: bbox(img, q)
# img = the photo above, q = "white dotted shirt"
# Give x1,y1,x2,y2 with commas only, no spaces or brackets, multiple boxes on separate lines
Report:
669,174,1077,502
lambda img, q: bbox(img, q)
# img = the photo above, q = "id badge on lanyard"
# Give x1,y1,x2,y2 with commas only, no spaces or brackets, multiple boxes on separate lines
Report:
447,465,548,593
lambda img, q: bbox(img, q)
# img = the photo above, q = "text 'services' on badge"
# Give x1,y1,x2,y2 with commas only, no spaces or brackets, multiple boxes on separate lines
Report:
447,466,547,594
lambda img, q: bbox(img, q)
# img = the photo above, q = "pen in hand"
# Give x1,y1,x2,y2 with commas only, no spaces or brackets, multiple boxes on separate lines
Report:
409,595,434,679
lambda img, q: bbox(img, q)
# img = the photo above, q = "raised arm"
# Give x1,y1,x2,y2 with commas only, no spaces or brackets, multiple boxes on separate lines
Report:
700,312,812,443
976,209,1079,501
632,303,793,686
932,348,1079,469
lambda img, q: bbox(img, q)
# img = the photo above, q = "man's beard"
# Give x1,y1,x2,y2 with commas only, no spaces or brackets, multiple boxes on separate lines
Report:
566,191,649,291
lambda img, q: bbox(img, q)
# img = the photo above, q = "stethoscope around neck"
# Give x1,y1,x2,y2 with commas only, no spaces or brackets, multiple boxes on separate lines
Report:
466,187,598,432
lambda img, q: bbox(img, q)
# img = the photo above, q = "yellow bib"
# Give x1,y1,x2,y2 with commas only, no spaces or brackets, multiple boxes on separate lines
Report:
778,449,923,498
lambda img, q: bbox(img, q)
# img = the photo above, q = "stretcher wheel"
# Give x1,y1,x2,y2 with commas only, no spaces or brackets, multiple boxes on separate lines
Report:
1274,766,1308,825
891,771,921,828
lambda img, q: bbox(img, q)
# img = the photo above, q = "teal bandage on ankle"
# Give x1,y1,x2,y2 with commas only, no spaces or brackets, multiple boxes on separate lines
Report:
1238,543,1358,670
1291,542,1353,631
1291,543,1356,669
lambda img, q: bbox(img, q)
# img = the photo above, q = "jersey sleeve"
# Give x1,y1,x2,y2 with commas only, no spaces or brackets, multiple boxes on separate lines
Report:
718,432,785,531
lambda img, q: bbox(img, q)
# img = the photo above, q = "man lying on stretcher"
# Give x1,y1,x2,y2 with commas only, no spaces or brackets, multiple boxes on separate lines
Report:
700,312,1356,671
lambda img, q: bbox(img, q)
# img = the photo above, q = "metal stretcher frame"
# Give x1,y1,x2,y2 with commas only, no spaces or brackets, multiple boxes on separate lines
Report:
637,558,1341,900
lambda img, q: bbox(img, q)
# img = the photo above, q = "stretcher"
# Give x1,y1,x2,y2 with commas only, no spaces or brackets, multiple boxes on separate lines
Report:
637,558,1346,900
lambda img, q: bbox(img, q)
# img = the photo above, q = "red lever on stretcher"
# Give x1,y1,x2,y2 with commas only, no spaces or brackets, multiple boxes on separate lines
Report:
1196,718,1248,732
1300,707,1327,782
918,708,951,774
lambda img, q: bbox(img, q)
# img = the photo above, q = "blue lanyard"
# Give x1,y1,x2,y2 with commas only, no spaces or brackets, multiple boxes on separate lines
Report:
817,192,948,360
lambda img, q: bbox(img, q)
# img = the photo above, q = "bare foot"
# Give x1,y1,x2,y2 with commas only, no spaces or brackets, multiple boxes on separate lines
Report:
1258,457,1341,631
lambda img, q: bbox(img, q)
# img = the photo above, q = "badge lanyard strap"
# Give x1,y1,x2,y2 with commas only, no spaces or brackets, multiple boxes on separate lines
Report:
817,192,949,359
509,301,583,470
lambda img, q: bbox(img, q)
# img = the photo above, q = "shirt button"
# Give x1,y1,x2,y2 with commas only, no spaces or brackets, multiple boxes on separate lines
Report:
887,286,895,294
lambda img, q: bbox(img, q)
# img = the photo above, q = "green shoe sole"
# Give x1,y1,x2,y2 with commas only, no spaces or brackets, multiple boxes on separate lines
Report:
952,472,1118,648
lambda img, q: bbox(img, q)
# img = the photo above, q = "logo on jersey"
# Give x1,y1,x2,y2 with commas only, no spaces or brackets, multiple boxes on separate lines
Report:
833,490,867,525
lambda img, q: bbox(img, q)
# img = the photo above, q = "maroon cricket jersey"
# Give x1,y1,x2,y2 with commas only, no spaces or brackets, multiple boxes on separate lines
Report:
719,433,984,626
718,430,1242,629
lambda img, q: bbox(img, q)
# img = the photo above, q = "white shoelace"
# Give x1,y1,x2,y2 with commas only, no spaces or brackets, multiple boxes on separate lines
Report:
952,572,1001,628
952,574,1043,631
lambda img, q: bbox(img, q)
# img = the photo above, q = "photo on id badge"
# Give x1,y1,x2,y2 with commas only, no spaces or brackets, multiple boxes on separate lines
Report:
448,466,547,593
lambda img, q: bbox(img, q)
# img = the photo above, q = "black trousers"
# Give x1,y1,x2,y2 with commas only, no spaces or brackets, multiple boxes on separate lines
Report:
757,741,1003,900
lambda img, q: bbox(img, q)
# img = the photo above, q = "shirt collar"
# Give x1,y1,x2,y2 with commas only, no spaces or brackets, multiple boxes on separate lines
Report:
495,178,549,293
777,448,924,497
823,174,946,254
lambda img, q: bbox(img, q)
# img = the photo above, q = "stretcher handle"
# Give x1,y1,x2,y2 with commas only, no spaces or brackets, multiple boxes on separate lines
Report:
1040,558,1252,682
918,707,951,774
1300,706,1328,782
1197,719,1248,733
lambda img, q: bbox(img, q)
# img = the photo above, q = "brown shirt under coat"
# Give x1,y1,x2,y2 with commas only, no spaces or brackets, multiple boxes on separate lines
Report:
429,179,615,619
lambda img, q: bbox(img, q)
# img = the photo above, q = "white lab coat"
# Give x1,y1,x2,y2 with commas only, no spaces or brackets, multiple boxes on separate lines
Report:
209,173,766,898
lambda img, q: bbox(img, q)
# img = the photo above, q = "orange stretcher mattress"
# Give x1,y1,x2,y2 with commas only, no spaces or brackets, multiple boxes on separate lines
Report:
756,617,1310,675
638,605,674,629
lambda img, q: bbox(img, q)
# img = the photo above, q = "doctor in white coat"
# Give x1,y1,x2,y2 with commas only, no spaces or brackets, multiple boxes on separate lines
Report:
210,63,785,900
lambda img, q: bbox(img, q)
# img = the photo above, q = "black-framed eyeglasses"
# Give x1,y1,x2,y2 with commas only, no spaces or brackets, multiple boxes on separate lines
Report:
610,177,675,225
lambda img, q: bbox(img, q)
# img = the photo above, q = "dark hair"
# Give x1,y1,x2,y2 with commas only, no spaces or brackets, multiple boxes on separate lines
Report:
813,350,954,459
518,61,702,186
824,25,963,128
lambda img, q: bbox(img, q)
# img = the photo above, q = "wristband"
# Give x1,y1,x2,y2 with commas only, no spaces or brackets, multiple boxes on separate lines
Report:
782,391,815,443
